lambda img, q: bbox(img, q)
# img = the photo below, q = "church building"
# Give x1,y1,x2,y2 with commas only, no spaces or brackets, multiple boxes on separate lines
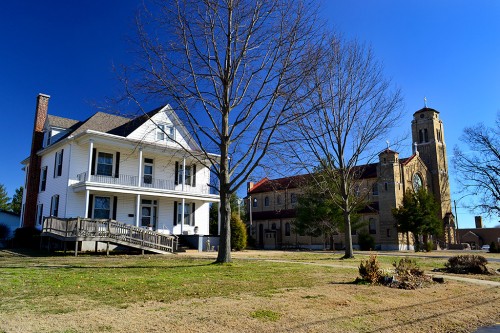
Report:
247,106,455,250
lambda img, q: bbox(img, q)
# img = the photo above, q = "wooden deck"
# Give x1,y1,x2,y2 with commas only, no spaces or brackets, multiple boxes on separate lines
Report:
41,217,177,255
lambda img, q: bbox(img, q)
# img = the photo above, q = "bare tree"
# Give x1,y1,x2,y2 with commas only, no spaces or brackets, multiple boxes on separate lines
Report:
453,113,500,217
284,36,403,258
123,0,321,262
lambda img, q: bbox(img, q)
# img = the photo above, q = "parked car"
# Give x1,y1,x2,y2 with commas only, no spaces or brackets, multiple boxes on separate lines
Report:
481,245,490,251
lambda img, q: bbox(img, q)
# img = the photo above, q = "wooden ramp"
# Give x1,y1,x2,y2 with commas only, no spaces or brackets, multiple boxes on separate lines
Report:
41,217,177,255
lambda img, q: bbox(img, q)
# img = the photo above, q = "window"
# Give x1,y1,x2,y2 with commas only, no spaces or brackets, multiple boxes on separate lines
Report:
424,128,428,142
253,198,258,208
387,228,391,238
144,158,153,185
384,182,388,191
354,185,360,197
276,194,282,205
157,124,175,141
94,196,110,219
54,150,64,177
50,195,59,217
97,152,113,176
40,166,47,191
264,196,270,207
271,223,276,230
36,204,44,225
176,163,196,186
177,202,192,225
372,183,378,196
369,218,376,234
285,223,291,236
290,193,297,204
419,129,424,143
24,166,29,188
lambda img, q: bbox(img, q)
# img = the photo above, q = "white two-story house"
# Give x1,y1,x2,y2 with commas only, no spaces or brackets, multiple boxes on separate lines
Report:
21,94,219,240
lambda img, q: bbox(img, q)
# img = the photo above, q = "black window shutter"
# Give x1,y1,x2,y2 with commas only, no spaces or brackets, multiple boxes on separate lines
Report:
192,164,196,187
173,201,178,225
112,196,118,220
53,153,57,178
54,195,59,217
191,202,195,226
58,149,64,176
88,194,94,218
115,152,120,178
174,161,179,185
39,204,43,225
49,197,53,216
91,148,97,175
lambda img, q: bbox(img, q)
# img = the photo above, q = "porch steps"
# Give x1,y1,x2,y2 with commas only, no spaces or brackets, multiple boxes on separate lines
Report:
41,217,178,255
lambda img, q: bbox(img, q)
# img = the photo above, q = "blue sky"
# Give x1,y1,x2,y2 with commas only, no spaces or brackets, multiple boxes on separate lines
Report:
0,1,498,228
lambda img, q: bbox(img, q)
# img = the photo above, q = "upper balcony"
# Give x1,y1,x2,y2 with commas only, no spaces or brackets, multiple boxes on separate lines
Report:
74,172,211,196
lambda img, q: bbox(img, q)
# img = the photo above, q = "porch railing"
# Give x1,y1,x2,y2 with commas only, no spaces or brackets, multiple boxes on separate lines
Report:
76,172,209,194
42,217,177,253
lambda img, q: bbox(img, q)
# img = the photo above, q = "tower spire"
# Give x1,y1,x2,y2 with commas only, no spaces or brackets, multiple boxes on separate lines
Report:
424,97,427,108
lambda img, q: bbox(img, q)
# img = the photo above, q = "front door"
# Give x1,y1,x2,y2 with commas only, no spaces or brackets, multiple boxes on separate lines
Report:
141,200,157,230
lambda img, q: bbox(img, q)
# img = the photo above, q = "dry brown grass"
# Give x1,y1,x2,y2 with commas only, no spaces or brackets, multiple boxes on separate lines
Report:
0,250,499,333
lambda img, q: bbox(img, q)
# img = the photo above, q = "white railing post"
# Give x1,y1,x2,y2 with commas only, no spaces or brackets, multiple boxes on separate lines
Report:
135,194,141,227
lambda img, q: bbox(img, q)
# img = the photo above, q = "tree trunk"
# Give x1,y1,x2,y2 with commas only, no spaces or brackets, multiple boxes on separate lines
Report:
216,138,231,263
343,209,354,258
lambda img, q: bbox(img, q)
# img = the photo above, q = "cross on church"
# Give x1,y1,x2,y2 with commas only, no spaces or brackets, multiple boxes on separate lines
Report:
424,97,427,107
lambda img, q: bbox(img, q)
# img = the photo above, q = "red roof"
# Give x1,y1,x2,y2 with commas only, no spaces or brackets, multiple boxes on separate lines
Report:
248,163,378,195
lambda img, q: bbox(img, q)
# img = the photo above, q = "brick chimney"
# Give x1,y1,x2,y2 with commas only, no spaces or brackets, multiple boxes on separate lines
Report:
474,216,483,229
23,93,50,228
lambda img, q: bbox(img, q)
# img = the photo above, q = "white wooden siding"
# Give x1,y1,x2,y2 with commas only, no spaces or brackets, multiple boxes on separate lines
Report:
126,107,194,150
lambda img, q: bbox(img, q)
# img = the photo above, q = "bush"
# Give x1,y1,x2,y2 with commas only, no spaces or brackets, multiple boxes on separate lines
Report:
424,241,433,252
13,227,41,249
445,255,489,274
490,242,498,253
358,232,375,251
230,213,247,251
358,255,383,284
393,258,424,278
0,223,10,240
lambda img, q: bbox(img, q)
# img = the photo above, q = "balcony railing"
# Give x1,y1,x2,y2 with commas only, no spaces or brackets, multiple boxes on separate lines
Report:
76,172,209,194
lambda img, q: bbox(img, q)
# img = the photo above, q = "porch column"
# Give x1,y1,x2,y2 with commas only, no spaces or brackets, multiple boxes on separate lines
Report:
181,198,185,234
87,139,94,181
84,190,90,218
135,194,141,227
137,147,143,187
182,157,186,191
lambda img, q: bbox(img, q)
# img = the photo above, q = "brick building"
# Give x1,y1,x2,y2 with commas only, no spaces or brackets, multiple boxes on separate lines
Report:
247,106,456,250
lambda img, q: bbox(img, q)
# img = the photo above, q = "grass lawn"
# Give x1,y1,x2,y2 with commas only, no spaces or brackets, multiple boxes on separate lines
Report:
0,250,499,333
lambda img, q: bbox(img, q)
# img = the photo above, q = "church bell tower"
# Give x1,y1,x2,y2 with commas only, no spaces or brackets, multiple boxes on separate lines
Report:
411,102,454,243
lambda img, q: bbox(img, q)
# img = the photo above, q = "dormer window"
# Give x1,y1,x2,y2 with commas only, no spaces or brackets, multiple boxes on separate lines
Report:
157,124,175,141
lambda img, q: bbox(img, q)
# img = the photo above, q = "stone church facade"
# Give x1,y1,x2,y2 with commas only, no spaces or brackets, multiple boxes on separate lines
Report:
247,106,455,250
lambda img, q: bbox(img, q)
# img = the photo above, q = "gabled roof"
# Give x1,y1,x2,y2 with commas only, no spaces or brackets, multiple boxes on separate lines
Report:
70,112,131,136
108,106,164,137
0,209,20,217
248,174,311,194
47,115,80,129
